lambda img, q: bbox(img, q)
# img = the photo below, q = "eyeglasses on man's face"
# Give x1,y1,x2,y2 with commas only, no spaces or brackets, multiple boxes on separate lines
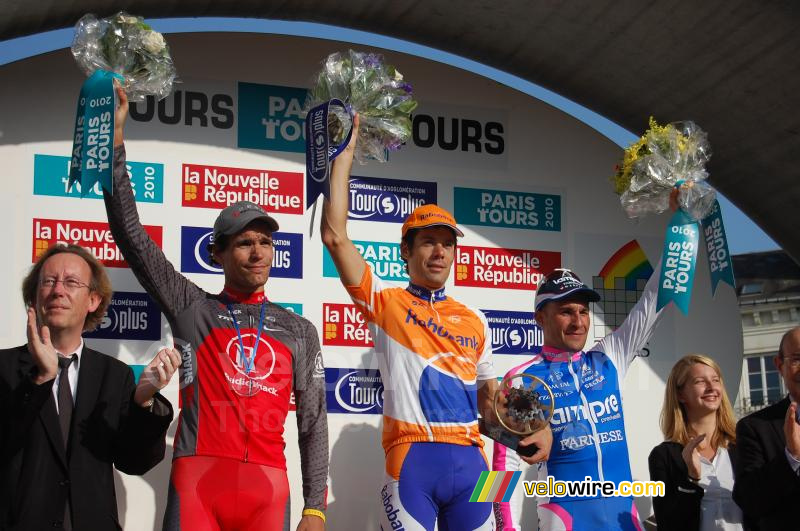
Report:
39,277,91,292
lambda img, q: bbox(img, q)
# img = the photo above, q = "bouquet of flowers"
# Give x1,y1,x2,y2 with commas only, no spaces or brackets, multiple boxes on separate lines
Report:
612,118,715,221
305,50,418,164
71,12,176,102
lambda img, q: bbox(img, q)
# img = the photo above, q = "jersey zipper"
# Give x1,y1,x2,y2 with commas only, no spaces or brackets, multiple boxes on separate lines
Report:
429,293,441,322
567,357,605,482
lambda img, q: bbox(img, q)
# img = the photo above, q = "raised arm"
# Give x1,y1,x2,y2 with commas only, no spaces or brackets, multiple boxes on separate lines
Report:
320,114,366,287
105,85,201,322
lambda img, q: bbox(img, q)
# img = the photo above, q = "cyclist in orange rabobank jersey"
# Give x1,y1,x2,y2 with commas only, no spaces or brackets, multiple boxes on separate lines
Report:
321,115,552,531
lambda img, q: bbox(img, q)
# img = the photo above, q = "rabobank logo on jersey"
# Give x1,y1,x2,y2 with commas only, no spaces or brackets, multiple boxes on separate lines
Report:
326,368,384,414
349,176,436,223
33,154,164,203
85,291,161,341
323,240,409,281
481,309,543,355
180,226,303,278
237,82,308,153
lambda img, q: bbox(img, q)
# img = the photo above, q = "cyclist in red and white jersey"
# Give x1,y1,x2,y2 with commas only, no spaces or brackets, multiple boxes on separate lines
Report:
105,87,328,531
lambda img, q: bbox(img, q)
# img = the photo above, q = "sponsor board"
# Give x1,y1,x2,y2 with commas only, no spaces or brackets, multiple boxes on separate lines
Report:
326,367,384,414
322,303,373,347
392,102,508,170
323,240,408,282
32,218,162,268
237,82,308,152
455,245,560,290
34,154,164,203
85,291,162,341
129,88,235,130
275,302,303,315
182,163,302,213
481,309,543,355
348,176,436,223
180,226,303,279
454,187,561,231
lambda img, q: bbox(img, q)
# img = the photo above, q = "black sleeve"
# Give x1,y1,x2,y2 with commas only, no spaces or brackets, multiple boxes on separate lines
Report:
112,365,174,475
0,363,54,461
103,145,203,323
294,318,329,513
648,444,703,531
733,417,800,520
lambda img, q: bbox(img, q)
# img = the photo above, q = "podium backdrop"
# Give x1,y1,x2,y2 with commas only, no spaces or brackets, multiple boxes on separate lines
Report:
0,32,742,530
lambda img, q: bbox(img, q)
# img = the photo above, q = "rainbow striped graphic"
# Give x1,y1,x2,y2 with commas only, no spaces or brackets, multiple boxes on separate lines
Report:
469,471,522,502
597,239,653,290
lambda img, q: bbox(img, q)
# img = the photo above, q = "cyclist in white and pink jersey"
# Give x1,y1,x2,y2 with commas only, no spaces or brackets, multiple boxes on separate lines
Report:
321,115,552,531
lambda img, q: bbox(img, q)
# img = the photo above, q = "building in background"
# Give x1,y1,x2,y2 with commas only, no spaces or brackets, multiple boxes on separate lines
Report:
735,250,800,416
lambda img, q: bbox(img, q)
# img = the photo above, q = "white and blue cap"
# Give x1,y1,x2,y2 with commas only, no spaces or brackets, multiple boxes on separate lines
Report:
534,268,601,311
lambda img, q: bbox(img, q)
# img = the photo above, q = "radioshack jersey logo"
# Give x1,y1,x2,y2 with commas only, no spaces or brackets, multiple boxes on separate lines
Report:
85,291,161,341
34,154,164,203
454,187,561,232
237,82,308,152
326,368,384,414
322,303,373,347
182,163,302,214
481,309,543,355
323,240,408,281
455,245,560,290
32,219,162,268
180,226,302,278
349,176,436,223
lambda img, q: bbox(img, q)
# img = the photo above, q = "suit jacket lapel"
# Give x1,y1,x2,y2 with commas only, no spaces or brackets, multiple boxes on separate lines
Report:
17,348,69,469
769,397,791,444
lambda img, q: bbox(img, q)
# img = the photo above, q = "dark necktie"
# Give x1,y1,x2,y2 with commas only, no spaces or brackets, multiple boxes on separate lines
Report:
57,355,76,448
57,355,76,531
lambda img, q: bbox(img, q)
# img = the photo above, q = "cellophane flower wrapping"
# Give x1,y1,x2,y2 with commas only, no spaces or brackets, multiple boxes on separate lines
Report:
612,118,716,221
305,50,418,164
71,12,176,102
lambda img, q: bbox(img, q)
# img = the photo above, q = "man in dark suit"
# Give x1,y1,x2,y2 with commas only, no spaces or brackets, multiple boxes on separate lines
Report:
733,326,800,530
0,243,180,530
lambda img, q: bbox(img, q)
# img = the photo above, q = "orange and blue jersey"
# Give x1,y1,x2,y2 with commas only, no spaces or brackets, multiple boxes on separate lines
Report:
346,265,495,454
347,266,496,530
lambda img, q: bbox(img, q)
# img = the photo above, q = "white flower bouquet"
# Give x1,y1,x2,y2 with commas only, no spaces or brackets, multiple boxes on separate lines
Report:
305,50,418,164
71,12,176,101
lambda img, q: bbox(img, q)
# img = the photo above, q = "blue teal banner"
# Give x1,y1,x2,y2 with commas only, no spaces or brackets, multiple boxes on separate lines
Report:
237,82,308,152
68,70,120,196
35,154,163,202
275,302,303,315
454,187,561,231
305,99,352,208
657,211,700,314
701,200,735,295
323,240,408,281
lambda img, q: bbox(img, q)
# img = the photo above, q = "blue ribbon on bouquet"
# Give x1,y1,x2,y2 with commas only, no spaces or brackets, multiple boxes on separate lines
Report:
657,209,700,314
657,191,735,314
305,98,353,208
68,70,122,196
700,199,735,295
